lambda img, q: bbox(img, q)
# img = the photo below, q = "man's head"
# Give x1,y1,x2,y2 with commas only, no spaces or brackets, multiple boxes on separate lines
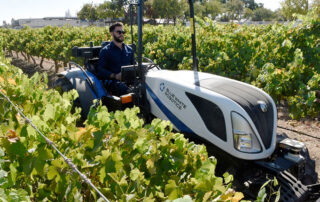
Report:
109,22,125,43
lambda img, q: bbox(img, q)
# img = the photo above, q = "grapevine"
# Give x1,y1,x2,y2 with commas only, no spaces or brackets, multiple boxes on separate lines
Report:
0,49,243,201
1,15,319,119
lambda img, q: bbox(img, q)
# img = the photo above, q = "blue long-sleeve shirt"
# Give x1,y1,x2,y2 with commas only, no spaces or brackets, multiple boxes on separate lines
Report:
97,41,135,80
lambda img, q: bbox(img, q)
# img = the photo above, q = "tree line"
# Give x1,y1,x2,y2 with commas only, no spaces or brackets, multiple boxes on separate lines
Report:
77,0,320,23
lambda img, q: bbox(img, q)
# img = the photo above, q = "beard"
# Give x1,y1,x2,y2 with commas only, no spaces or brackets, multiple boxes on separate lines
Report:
114,35,124,43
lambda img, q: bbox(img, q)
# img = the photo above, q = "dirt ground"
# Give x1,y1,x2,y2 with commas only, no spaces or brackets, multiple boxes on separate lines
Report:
277,106,320,183
6,53,320,183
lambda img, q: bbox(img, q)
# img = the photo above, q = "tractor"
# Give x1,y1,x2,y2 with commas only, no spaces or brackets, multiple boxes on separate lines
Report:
53,0,320,200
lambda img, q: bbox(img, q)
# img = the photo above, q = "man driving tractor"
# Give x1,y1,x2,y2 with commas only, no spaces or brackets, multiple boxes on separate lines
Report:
97,22,135,96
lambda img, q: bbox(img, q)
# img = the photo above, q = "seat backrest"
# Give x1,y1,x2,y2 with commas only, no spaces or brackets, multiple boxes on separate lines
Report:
82,42,110,75
72,41,110,59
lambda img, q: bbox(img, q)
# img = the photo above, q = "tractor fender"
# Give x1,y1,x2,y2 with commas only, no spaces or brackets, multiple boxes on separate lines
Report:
58,68,107,117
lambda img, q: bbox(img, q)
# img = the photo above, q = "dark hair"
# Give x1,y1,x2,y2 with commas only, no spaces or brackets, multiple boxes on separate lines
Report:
109,22,124,32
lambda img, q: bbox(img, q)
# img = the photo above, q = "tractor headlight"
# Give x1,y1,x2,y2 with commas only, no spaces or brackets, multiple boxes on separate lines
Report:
232,112,261,153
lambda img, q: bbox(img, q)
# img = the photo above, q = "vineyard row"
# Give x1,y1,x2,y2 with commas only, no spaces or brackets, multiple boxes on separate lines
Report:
0,15,319,119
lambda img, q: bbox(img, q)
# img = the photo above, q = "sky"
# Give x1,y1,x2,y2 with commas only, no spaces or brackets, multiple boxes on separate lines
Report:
0,0,105,25
0,0,282,26
255,0,282,11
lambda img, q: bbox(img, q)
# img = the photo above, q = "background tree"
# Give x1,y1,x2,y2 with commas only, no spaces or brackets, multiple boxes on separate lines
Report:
2,21,7,28
226,0,245,20
151,0,168,22
202,0,224,20
194,1,204,16
243,7,254,20
169,0,188,25
242,0,259,10
252,7,275,21
97,1,124,19
310,0,320,14
273,9,286,21
78,0,314,23
280,0,309,20
145,0,157,22
77,3,98,22
152,0,187,24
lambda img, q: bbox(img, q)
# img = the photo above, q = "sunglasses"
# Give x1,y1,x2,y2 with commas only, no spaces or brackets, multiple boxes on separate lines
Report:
115,30,126,34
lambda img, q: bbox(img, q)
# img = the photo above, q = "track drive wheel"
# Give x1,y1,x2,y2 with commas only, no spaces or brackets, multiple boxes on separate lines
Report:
300,147,318,185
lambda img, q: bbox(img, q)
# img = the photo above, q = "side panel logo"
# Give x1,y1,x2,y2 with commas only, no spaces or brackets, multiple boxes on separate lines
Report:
160,82,165,92
160,82,186,110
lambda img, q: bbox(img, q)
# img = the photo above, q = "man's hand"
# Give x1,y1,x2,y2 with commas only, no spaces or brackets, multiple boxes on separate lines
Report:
115,73,121,80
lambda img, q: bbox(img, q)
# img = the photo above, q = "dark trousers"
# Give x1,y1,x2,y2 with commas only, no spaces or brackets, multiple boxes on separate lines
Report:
104,80,128,96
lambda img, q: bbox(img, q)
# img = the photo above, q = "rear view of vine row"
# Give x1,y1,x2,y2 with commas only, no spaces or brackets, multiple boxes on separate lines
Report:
0,12,319,119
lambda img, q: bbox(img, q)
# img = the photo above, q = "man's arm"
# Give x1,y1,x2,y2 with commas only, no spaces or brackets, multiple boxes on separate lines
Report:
97,48,113,80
